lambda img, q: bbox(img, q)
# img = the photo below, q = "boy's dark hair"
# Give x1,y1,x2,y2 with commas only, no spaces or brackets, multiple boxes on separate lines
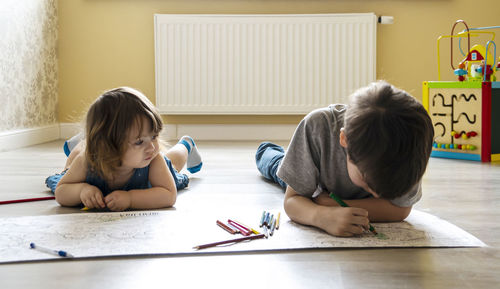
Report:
343,81,434,200
85,87,163,180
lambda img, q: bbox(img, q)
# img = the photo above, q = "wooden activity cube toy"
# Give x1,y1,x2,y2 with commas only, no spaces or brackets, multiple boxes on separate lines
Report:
423,81,500,162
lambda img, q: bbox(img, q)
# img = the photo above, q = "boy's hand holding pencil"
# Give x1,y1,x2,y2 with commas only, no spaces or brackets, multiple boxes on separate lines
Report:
328,192,377,236
316,205,370,237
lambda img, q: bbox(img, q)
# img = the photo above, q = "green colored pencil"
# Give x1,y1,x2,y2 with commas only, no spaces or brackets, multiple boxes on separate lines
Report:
329,192,378,235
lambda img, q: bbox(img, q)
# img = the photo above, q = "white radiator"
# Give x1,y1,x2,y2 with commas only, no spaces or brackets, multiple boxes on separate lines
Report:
154,14,377,114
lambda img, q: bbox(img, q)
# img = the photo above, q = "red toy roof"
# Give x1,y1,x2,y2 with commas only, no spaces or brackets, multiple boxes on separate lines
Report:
465,49,484,61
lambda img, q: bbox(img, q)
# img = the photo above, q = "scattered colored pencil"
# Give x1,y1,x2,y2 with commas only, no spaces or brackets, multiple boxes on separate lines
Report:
263,212,270,226
270,218,276,236
276,212,281,229
216,220,237,234
262,226,269,238
0,196,55,205
232,219,261,235
227,219,252,236
193,234,266,250
225,222,240,234
259,211,266,227
267,214,274,228
29,242,74,258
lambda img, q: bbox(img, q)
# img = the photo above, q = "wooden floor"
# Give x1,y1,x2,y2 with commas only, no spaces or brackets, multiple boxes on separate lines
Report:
1,140,499,289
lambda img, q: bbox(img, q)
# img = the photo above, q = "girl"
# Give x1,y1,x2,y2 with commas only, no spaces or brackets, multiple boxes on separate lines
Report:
46,87,202,211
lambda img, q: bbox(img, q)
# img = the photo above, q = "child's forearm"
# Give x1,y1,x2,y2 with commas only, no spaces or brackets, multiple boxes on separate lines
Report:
284,186,346,232
55,183,88,206
127,187,177,209
344,198,411,222
314,192,412,222
313,193,340,207
284,190,323,227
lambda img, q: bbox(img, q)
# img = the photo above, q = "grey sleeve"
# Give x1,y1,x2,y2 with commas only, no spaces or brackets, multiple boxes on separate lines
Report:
277,117,321,197
389,181,422,207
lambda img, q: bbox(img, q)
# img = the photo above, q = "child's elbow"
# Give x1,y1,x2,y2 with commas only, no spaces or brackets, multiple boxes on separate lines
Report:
54,186,68,206
393,206,412,221
166,196,176,207
164,191,177,208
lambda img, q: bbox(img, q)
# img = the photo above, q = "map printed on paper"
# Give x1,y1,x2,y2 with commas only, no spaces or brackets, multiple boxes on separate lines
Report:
0,209,485,263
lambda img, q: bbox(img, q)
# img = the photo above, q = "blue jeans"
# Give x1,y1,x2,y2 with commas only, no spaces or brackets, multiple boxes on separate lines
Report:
255,142,287,189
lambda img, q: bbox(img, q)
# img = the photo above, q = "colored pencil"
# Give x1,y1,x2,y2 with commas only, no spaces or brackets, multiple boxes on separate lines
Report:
193,234,266,250
225,222,240,233
0,196,55,205
270,218,276,236
276,212,281,229
230,219,261,235
249,227,261,235
267,214,274,228
216,220,237,234
227,219,252,236
262,225,269,238
329,192,378,235
259,211,266,227
263,212,270,226
29,242,74,258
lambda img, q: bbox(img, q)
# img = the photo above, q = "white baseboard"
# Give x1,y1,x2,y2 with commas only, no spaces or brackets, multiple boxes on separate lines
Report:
0,123,296,152
59,123,84,140
175,124,296,141
0,125,60,152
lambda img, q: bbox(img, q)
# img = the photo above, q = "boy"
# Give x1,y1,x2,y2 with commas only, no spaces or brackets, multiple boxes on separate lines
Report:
256,81,434,237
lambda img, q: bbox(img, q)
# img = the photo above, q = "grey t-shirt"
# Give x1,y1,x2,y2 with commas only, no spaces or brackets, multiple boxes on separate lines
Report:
277,104,421,207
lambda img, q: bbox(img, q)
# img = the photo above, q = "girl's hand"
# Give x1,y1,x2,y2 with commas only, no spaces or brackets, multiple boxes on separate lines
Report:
80,185,106,209
105,190,131,212
318,206,370,237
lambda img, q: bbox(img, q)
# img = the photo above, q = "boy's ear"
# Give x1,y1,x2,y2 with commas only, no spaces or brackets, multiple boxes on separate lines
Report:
339,128,347,148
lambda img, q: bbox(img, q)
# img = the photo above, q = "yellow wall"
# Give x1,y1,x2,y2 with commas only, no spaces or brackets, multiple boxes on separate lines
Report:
58,0,500,124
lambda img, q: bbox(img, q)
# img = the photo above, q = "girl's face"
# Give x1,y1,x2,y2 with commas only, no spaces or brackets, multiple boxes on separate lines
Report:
121,117,160,169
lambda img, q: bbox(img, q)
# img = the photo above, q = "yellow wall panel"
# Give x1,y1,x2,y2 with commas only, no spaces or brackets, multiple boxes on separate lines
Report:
58,0,500,124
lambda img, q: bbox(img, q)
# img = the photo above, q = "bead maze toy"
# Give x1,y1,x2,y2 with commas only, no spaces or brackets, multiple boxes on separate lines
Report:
423,20,500,162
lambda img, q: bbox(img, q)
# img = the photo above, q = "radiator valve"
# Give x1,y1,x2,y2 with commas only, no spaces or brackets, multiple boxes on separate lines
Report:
378,16,394,24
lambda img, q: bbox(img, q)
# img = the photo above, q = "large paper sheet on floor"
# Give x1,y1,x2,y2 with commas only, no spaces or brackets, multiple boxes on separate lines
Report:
0,209,485,263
